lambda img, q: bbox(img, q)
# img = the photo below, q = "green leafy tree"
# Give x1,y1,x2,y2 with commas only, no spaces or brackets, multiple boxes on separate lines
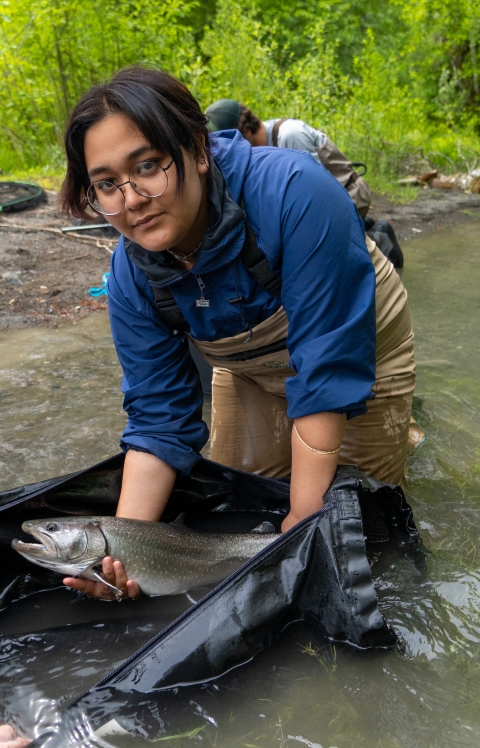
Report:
1,0,479,182
0,0,198,169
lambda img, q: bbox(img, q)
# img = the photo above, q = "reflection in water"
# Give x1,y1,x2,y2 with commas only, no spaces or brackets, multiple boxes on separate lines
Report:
0,585,204,743
1,223,480,746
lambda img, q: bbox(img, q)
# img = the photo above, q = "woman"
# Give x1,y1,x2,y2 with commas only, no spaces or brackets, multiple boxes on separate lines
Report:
59,66,415,600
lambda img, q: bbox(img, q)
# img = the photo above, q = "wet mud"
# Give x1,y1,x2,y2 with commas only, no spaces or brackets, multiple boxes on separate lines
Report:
369,186,480,241
0,191,116,330
1,186,479,329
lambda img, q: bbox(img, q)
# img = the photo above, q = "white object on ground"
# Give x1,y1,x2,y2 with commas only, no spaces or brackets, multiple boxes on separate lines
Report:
93,719,130,739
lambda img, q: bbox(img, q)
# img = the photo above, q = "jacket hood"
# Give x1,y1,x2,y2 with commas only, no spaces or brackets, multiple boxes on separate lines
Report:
208,129,252,202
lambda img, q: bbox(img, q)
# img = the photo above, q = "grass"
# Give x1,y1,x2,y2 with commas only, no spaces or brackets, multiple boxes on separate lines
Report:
152,726,207,742
367,174,422,204
2,168,65,192
298,642,338,676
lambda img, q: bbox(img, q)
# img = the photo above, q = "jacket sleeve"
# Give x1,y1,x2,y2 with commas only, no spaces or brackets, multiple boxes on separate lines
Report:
245,151,377,421
107,242,208,473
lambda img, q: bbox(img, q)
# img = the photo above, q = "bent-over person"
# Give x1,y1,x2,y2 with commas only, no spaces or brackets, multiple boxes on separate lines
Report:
55,67,415,600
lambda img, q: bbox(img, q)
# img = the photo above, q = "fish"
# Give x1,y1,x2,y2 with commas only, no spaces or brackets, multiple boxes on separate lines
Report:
11,516,279,597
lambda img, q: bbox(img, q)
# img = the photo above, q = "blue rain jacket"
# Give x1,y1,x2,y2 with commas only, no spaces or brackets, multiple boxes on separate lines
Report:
108,130,376,473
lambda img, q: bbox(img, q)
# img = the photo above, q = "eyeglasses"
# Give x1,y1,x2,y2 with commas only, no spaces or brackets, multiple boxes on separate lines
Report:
85,159,173,216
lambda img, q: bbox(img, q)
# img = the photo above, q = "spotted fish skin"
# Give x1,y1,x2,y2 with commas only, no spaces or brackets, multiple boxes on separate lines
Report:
12,516,279,596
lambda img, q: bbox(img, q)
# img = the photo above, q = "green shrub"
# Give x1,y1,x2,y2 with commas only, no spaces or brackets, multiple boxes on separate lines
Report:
1,0,479,191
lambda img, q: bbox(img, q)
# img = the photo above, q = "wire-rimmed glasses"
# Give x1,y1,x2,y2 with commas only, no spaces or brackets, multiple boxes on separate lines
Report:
86,159,173,216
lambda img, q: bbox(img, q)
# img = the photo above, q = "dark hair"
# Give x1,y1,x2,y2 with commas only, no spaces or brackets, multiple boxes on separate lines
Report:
237,105,262,136
60,67,211,219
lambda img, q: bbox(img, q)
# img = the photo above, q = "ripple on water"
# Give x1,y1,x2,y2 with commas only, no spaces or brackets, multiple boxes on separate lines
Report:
1,224,480,746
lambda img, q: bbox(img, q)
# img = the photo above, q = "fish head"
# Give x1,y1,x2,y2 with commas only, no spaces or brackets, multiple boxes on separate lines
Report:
12,517,108,576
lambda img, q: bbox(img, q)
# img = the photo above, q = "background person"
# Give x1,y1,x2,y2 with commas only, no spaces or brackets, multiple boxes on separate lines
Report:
57,66,415,600
206,99,404,268
205,99,371,217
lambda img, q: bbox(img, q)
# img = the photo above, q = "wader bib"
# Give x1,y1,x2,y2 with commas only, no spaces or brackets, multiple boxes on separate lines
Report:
190,236,417,483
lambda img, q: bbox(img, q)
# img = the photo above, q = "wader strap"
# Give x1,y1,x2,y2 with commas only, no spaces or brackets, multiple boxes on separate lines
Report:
153,211,282,332
272,118,290,147
240,210,282,299
151,286,191,334
204,337,288,362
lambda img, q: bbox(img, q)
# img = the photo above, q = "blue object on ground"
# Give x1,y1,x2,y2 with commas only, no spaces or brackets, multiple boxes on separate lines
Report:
88,272,110,297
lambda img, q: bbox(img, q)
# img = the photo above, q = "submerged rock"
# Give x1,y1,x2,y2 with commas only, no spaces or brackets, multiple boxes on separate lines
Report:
1,271,23,286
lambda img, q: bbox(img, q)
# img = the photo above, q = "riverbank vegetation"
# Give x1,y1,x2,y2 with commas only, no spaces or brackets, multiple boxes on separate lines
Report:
1,0,479,194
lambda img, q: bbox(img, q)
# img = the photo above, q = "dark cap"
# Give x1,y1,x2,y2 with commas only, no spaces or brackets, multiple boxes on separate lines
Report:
205,99,241,132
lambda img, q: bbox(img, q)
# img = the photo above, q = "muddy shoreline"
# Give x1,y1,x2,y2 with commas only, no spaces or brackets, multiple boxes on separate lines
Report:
0,191,117,330
1,187,480,329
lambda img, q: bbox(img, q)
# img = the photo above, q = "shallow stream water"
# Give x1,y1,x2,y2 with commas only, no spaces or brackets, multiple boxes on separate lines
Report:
1,222,480,746
0,314,126,490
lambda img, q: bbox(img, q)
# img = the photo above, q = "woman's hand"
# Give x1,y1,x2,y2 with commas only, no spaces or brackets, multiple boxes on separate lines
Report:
63,556,140,601
0,725,31,747
281,512,305,534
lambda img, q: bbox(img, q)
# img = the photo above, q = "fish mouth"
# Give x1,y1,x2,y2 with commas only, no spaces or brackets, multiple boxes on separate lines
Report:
12,529,58,558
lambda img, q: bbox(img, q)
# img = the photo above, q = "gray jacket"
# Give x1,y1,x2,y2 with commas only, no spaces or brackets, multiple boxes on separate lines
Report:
264,118,371,217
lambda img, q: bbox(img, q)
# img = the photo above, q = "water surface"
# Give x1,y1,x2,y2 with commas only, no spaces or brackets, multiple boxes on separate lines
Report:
0,315,211,489
1,223,480,746
0,315,126,489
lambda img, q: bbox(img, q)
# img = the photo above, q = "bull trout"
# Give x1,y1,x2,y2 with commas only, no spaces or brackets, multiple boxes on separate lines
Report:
12,516,279,597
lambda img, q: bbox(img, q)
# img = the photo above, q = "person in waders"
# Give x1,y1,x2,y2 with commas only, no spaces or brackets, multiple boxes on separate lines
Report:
55,66,416,600
205,99,371,218
206,99,404,269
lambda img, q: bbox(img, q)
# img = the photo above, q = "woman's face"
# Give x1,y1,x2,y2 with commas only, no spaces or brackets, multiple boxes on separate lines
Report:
84,113,209,252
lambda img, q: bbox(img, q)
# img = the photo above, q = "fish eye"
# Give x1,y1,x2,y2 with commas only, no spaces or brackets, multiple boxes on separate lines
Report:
46,522,58,532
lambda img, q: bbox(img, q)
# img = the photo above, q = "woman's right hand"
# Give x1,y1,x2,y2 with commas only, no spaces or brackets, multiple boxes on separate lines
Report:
63,556,141,600
0,725,31,747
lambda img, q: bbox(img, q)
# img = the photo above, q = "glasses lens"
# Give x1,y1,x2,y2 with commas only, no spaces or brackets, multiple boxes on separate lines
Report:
130,161,168,198
87,181,124,215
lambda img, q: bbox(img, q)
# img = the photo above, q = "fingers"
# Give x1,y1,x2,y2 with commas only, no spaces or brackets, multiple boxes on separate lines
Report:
126,579,141,599
9,737,31,748
63,557,141,600
111,558,127,589
62,575,117,600
281,512,301,534
110,561,140,599
0,725,32,747
0,726,17,743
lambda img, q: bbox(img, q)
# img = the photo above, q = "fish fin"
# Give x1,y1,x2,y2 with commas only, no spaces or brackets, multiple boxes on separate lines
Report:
91,570,123,600
251,521,276,534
